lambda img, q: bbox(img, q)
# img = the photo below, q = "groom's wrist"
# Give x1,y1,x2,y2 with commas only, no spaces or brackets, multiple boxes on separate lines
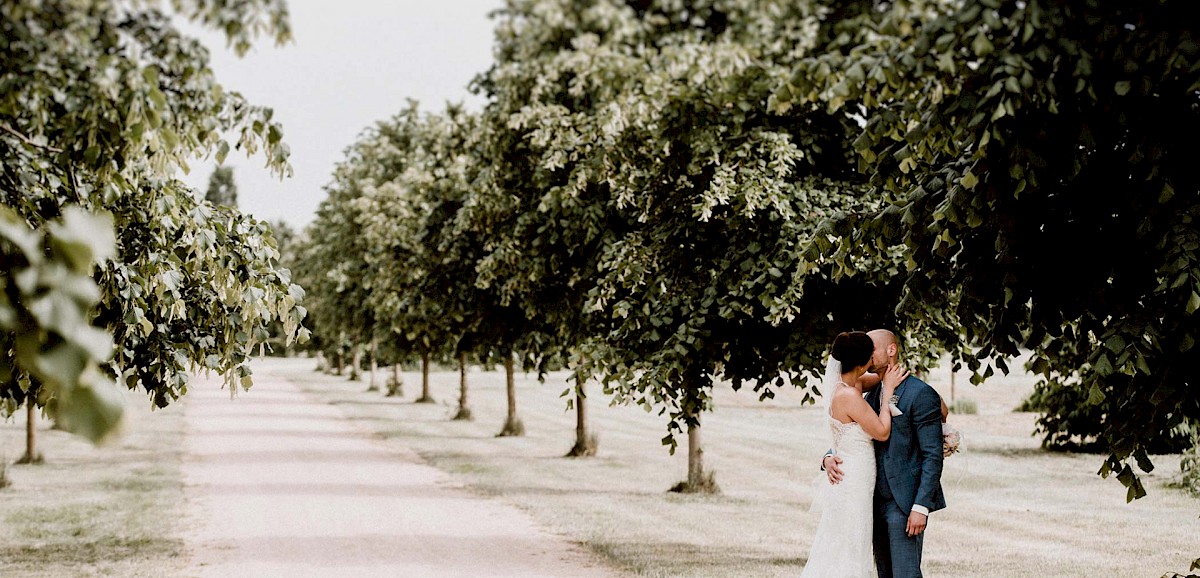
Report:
911,504,930,516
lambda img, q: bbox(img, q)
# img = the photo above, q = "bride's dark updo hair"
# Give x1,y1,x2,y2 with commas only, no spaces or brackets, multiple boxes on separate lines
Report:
831,331,874,369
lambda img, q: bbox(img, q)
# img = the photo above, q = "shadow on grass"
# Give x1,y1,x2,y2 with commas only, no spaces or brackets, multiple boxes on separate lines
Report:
965,446,1050,457
379,430,494,441
0,537,183,566
595,541,805,575
327,399,413,407
190,533,611,570
471,483,666,501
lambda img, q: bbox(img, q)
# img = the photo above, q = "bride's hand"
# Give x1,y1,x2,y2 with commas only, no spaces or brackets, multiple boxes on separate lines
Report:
882,364,909,394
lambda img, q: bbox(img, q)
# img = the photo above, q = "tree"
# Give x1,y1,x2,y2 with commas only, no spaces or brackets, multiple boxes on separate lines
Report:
262,220,304,356
771,1,1199,574
1,207,118,456
357,108,441,402
349,103,541,429
473,0,883,489
2,0,306,446
293,128,381,389
205,166,239,207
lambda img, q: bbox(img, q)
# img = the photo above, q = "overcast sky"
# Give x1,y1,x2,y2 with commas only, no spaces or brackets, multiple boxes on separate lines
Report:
180,1,505,228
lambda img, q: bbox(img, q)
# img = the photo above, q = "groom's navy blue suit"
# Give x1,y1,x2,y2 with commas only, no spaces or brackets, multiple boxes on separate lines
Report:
865,375,945,578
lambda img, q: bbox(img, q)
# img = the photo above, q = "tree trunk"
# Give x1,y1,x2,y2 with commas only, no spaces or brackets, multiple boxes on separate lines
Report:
950,370,957,404
566,371,597,457
314,351,327,372
415,352,434,403
688,415,704,487
497,352,524,437
334,351,344,376
452,351,472,420
671,410,717,493
366,337,379,392
387,361,404,397
349,346,361,381
17,402,43,465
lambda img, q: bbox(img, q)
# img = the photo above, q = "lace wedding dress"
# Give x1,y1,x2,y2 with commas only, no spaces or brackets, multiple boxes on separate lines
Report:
800,406,877,578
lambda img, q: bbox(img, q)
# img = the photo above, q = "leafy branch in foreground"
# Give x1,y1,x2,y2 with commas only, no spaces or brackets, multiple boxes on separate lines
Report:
2,0,307,443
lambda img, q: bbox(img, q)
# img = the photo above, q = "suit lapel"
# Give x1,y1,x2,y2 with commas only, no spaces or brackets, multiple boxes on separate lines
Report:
893,375,911,407
866,383,882,411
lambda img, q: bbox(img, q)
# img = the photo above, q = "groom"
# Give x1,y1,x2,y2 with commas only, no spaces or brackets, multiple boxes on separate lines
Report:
823,329,945,578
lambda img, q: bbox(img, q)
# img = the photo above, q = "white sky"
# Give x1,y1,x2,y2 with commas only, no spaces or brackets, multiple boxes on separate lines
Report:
180,1,505,228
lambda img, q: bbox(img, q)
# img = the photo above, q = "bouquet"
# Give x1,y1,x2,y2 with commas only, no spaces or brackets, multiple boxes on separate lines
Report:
942,423,962,458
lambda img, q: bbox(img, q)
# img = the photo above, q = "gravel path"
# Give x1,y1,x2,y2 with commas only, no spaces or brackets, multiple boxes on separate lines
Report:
181,369,620,578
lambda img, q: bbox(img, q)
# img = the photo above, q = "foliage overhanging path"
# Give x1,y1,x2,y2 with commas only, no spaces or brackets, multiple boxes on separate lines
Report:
180,360,625,578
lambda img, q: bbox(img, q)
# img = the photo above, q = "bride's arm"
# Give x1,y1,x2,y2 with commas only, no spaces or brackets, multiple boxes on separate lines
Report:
851,365,908,441
848,394,892,441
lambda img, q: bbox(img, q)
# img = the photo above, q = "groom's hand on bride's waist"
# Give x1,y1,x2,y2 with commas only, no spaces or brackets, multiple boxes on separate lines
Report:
822,454,844,484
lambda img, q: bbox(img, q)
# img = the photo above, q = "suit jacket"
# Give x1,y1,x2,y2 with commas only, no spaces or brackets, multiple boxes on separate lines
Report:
866,375,946,514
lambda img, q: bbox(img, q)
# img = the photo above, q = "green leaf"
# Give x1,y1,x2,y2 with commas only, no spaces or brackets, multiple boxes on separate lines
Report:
141,65,160,85
31,343,88,389
49,207,117,270
1114,81,1131,96
1105,335,1125,353
971,33,994,58
1133,450,1154,473
0,207,43,262
55,371,125,444
1158,182,1174,203
1134,354,1151,375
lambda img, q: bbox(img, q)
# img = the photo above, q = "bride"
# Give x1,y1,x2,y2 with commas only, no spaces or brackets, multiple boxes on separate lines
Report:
800,331,907,578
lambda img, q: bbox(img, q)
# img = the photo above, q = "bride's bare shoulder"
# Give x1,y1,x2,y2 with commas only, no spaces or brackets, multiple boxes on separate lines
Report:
830,386,867,407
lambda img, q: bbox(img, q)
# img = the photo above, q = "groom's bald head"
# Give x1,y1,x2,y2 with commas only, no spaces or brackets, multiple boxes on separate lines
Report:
867,329,899,371
867,329,898,348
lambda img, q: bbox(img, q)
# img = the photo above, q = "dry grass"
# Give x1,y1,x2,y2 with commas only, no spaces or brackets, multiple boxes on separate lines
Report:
275,356,1199,578
0,392,186,578
3,356,1192,578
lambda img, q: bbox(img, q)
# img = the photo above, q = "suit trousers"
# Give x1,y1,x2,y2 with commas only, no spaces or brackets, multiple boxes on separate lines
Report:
873,485,923,578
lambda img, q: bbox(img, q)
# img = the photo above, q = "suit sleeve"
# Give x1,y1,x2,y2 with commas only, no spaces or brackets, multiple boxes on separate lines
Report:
912,385,944,512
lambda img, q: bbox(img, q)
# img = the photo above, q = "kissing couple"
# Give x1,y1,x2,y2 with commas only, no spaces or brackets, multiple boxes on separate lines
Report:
800,329,947,578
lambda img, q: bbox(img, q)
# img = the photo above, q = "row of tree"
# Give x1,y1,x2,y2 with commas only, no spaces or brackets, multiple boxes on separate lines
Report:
294,1,1195,572
295,1,1195,573
2,0,306,459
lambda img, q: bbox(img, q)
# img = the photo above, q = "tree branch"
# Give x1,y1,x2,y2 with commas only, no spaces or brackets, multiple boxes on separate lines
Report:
0,123,64,154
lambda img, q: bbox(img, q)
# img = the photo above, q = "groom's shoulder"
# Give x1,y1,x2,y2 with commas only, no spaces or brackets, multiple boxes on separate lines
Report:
904,375,937,397
905,375,932,389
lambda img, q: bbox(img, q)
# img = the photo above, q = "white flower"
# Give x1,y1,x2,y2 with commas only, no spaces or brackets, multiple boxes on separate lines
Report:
942,423,963,458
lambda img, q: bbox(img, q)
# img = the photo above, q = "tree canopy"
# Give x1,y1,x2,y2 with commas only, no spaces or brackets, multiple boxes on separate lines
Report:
1,0,306,439
771,0,1200,507
205,166,239,207
292,1,1200,570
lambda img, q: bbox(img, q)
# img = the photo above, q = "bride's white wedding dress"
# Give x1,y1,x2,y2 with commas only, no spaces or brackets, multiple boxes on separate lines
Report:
800,408,876,578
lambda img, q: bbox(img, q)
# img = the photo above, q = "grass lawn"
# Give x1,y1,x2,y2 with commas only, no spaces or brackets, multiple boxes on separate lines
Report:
1,355,1194,578
277,356,1199,578
0,391,187,578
